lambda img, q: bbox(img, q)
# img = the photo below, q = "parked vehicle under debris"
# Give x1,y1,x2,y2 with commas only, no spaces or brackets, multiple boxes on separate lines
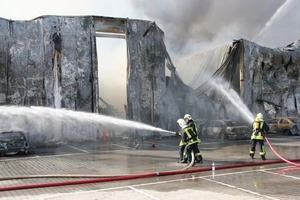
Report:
202,120,251,141
268,117,299,136
0,131,29,156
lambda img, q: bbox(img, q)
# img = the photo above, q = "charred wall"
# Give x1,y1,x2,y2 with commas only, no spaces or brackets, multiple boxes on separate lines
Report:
0,16,97,111
0,15,189,132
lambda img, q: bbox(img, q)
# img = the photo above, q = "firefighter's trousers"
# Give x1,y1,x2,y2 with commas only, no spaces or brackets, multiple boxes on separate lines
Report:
250,139,266,156
186,142,198,163
179,145,186,161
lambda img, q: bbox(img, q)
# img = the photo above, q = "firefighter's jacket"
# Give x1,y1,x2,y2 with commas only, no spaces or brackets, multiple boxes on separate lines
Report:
186,120,201,143
181,126,198,146
178,131,187,146
251,117,269,140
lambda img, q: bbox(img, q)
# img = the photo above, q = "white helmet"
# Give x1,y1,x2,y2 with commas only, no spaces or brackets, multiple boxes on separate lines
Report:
177,118,186,128
183,114,192,120
256,113,263,119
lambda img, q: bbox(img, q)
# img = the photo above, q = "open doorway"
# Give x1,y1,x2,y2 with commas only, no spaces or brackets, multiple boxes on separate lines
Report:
96,33,127,119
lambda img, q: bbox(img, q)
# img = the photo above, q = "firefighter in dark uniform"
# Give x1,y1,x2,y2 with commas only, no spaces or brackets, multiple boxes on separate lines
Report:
249,113,269,160
177,118,199,165
183,114,203,163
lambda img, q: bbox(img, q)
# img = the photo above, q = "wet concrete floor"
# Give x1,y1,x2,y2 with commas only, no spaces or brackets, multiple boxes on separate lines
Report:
0,134,299,200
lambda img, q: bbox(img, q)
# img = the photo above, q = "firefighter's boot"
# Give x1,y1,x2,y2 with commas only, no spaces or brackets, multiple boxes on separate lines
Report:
196,155,203,163
180,159,188,164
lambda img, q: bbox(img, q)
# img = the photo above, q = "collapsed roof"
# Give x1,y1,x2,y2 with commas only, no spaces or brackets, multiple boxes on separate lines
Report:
175,39,300,123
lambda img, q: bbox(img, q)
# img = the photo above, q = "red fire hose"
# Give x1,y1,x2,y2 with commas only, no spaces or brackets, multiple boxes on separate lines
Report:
264,135,300,167
0,158,299,191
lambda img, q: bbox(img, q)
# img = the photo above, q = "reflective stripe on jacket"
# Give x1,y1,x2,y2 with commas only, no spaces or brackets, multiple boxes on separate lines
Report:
187,120,201,143
182,126,198,145
179,140,187,146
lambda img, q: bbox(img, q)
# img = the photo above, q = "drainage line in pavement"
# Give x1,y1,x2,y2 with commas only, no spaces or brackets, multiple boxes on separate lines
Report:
0,158,299,191
265,136,300,167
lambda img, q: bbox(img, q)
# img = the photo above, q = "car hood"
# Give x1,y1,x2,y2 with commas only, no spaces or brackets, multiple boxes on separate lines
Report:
228,126,249,129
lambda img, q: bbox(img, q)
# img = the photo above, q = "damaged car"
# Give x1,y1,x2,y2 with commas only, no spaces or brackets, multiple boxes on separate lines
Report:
202,120,251,141
268,117,299,135
0,130,29,156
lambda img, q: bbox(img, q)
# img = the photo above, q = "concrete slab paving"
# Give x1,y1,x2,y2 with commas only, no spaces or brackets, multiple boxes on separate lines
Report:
0,135,299,200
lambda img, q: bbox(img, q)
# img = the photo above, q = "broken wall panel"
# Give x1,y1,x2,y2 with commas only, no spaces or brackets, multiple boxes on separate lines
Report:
126,20,156,125
242,39,300,118
76,34,93,112
8,20,28,105
0,19,9,104
60,17,82,110
42,17,59,108
24,19,45,106
125,20,180,129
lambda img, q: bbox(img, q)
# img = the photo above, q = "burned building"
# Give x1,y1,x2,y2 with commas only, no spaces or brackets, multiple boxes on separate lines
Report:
0,15,299,141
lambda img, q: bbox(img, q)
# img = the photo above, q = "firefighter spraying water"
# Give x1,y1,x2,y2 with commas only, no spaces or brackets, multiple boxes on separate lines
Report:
249,113,269,160
183,114,203,163
176,114,203,166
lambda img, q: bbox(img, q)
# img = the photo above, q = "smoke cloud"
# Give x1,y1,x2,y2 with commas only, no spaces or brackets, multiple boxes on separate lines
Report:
132,0,285,59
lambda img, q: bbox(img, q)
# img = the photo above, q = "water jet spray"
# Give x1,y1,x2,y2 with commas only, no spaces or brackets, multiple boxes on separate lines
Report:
208,78,254,123
208,77,300,167
0,106,174,146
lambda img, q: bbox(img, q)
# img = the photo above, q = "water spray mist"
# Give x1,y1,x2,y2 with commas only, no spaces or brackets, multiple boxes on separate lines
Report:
208,78,254,123
0,106,174,146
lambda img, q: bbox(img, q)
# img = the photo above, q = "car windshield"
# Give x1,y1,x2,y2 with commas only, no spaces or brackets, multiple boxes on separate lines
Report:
0,132,24,142
224,121,233,126
288,118,296,123
269,119,278,124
